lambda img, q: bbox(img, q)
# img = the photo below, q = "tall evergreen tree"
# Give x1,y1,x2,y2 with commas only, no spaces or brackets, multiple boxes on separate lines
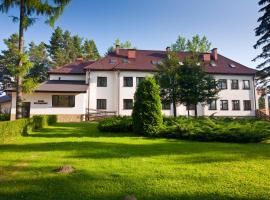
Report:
83,39,100,60
0,0,71,119
254,0,270,91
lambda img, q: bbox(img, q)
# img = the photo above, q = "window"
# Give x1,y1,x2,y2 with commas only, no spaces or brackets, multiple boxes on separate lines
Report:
244,100,252,111
231,80,239,89
232,100,240,110
186,104,196,110
218,79,227,90
162,102,171,110
123,99,133,110
136,77,144,86
220,100,228,110
52,95,75,107
243,80,250,90
124,77,133,87
97,77,107,87
208,100,217,110
97,99,106,110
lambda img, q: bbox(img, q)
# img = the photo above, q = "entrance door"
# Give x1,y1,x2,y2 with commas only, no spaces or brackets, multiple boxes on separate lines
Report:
22,102,31,118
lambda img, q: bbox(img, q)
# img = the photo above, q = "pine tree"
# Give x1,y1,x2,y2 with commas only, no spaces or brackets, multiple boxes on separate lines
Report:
254,0,270,91
132,77,163,136
83,39,100,60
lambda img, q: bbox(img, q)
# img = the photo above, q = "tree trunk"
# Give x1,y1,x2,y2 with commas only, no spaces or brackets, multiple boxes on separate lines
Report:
187,108,190,117
195,104,198,118
16,0,25,119
172,98,177,117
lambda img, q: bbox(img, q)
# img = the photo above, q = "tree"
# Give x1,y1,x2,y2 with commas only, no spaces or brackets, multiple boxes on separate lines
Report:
83,39,100,60
132,77,163,136
253,0,270,92
155,51,182,117
171,35,211,53
28,41,51,83
0,0,71,119
106,38,134,55
178,57,218,117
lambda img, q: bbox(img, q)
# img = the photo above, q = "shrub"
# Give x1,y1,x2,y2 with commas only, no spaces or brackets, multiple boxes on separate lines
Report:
160,117,270,143
132,77,163,136
0,115,57,143
98,116,132,132
0,114,10,121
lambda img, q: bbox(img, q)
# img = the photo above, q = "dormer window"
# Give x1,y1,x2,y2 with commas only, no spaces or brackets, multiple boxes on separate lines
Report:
122,58,129,64
210,60,217,67
229,63,236,68
151,60,162,65
109,59,117,64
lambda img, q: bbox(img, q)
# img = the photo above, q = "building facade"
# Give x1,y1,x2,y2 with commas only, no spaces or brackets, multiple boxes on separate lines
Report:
8,47,261,121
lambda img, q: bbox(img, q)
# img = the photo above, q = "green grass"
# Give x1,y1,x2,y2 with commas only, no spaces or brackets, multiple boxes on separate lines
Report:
0,123,270,200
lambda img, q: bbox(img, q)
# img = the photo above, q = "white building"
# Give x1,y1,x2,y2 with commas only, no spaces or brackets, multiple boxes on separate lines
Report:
8,47,263,122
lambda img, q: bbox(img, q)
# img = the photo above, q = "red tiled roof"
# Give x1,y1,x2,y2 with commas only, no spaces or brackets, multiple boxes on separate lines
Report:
49,60,95,75
84,49,257,75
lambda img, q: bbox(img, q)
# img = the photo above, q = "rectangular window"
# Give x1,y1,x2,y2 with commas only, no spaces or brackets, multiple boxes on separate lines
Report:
123,77,133,87
136,77,144,87
52,95,75,107
244,100,252,111
123,99,133,110
232,100,240,110
208,100,217,110
186,104,196,110
220,100,229,110
97,77,107,87
97,99,107,110
231,80,239,89
162,102,171,110
243,80,250,90
218,79,227,90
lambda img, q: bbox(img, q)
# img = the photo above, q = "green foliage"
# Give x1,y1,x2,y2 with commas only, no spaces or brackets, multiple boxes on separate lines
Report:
47,27,100,67
0,114,10,121
254,0,270,92
0,115,57,143
259,96,266,109
155,51,181,117
98,116,132,132
132,77,163,136
160,117,270,143
171,35,211,53
178,58,218,116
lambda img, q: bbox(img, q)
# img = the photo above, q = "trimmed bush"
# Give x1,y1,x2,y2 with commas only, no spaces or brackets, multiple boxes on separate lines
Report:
0,115,57,143
0,114,10,121
98,116,132,132
160,117,270,143
132,77,163,136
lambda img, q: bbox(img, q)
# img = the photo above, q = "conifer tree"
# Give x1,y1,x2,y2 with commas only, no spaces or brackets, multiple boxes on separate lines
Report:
83,39,100,60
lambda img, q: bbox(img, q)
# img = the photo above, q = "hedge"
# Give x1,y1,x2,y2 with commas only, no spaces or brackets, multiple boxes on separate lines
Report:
0,114,10,121
98,116,270,143
97,116,132,132
0,115,57,143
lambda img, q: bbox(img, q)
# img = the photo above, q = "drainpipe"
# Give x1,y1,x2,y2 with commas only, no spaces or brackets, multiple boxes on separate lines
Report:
87,70,91,120
253,75,257,115
117,71,120,116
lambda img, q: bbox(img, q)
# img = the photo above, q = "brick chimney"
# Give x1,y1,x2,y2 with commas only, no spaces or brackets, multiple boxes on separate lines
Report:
127,49,136,59
202,53,211,62
211,48,218,61
76,57,84,62
166,46,171,52
115,44,120,55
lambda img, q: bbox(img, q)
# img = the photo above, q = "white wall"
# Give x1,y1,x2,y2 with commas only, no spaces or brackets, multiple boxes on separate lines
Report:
10,92,87,116
50,74,85,81
0,101,11,114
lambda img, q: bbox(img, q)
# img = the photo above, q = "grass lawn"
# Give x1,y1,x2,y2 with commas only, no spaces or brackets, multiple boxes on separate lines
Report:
0,123,270,200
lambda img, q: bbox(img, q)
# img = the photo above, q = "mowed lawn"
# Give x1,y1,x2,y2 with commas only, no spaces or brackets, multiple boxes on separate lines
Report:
0,123,270,200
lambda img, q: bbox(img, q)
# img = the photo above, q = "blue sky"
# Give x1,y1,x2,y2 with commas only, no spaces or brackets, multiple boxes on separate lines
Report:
0,0,261,68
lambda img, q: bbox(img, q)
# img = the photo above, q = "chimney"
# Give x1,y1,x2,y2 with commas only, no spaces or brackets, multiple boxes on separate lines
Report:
115,44,120,55
76,57,84,62
202,53,211,62
166,46,171,52
127,49,136,59
211,48,218,61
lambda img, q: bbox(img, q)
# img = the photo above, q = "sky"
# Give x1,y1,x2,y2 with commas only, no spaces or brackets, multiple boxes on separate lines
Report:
0,0,262,68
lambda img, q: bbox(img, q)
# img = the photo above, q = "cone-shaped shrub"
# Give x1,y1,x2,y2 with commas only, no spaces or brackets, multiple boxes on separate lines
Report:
132,77,163,136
